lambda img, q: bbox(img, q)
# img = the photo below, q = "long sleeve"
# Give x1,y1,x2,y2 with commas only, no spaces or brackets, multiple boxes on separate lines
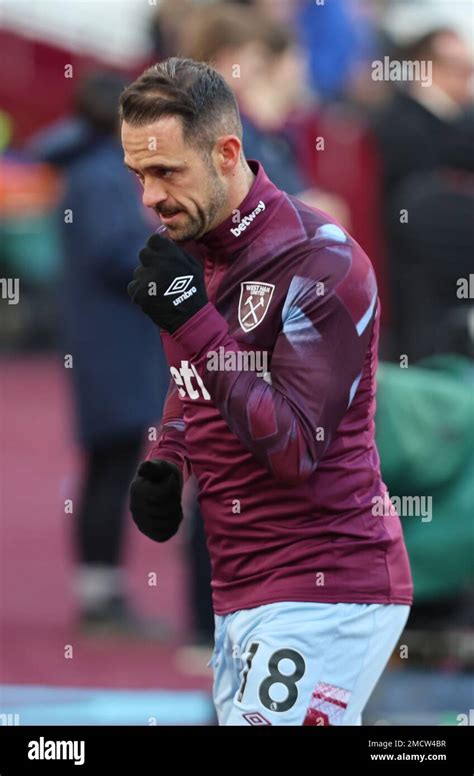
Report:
171,245,376,484
146,378,191,480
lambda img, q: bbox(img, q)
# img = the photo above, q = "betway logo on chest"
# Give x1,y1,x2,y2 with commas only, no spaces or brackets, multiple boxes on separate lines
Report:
230,200,266,237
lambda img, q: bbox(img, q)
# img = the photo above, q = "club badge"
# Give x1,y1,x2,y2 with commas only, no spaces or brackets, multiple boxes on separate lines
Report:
238,281,275,332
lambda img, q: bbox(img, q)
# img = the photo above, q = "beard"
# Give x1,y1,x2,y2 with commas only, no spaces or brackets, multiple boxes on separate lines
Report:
160,162,227,243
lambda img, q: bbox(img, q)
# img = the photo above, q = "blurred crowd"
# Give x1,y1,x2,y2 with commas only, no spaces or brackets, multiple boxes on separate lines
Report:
1,0,473,715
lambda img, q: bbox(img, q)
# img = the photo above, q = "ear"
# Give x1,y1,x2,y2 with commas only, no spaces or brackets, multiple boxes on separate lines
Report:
213,135,242,175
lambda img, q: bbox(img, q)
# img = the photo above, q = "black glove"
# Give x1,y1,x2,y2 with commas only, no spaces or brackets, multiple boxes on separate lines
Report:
129,459,183,543
127,234,208,333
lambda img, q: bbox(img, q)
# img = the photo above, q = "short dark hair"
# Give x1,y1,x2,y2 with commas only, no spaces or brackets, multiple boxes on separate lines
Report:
119,57,242,155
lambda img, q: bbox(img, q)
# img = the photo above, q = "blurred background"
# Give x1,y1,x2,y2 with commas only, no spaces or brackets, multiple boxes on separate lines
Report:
0,0,473,726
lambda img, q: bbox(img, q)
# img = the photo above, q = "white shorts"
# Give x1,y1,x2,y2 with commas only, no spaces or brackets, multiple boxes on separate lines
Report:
209,601,410,726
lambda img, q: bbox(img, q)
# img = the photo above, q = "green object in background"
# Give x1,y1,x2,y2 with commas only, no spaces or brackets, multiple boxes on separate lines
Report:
0,110,12,151
0,214,61,284
376,357,474,601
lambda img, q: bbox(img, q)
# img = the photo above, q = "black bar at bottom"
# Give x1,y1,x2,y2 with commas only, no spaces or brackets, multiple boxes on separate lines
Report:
0,725,472,772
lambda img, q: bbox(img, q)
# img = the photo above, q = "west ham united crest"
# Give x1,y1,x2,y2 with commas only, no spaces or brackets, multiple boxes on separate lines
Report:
238,281,275,333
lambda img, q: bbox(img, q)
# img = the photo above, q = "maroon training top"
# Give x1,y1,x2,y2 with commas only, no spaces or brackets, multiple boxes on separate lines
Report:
146,161,413,615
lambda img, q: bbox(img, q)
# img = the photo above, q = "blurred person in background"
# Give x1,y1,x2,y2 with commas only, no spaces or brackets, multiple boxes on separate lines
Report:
293,0,379,104
178,2,350,219
387,111,474,363
29,71,169,638
228,0,380,104
149,0,195,61
372,28,473,201
371,27,473,358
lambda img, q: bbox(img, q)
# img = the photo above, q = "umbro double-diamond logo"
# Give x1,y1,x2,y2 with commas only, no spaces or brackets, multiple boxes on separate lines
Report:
164,275,197,306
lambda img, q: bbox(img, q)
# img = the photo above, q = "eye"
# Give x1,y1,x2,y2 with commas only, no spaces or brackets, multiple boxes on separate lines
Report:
157,168,174,179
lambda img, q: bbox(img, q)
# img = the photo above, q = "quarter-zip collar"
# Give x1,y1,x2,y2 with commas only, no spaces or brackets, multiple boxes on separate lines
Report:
185,160,283,263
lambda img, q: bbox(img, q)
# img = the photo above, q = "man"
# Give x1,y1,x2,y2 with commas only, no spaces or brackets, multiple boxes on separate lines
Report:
121,58,413,726
373,27,473,200
386,111,474,362
372,28,473,358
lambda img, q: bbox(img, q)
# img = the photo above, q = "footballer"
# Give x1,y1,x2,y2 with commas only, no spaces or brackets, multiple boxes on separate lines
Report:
121,58,413,726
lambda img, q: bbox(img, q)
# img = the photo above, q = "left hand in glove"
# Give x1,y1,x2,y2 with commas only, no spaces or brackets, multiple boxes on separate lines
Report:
128,233,208,333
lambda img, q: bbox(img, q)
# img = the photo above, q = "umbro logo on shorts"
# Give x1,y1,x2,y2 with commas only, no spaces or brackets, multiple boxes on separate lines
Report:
242,712,271,726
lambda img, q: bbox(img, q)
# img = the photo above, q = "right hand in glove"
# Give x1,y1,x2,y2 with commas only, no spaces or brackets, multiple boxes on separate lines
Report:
129,459,183,543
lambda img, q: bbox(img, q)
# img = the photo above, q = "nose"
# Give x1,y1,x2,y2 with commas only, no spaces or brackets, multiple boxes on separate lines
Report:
142,179,168,210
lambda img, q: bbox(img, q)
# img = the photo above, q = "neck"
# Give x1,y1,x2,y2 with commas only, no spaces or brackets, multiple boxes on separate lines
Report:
213,160,256,231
